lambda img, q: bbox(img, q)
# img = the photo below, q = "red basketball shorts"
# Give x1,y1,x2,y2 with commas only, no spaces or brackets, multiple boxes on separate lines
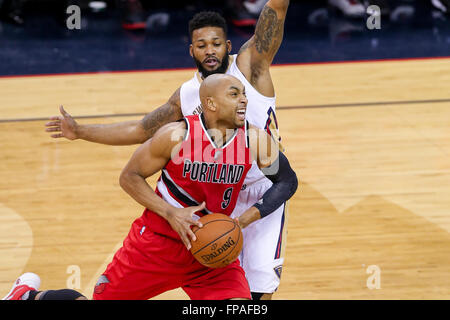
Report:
92,215,251,300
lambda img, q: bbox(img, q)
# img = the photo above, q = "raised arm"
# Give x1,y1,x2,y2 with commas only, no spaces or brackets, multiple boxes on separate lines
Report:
236,0,289,96
45,87,183,145
119,121,204,249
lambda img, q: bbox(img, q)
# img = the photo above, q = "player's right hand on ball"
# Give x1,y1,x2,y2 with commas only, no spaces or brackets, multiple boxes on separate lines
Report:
166,202,205,250
45,105,79,140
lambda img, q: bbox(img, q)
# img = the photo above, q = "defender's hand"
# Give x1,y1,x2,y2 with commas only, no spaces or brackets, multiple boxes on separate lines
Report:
166,202,205,250
45,105,79,140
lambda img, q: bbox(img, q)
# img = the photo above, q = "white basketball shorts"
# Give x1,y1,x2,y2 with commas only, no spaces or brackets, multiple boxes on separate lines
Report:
231,180,288,294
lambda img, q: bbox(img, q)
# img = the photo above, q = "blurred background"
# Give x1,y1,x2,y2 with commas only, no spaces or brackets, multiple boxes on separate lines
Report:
0,0,449,76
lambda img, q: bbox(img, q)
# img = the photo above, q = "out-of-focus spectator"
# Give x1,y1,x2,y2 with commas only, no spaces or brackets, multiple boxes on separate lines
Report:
0,0,26,25
118,0,146,30
226,0,259,27
328,0,365,18
243,0,268,16
431,0,449,14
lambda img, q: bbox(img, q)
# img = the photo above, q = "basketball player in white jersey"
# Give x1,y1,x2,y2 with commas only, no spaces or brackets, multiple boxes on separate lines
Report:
46,1,291,300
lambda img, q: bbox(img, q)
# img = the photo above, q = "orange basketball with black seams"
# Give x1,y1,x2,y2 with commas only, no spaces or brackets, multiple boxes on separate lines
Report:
190,213,243,268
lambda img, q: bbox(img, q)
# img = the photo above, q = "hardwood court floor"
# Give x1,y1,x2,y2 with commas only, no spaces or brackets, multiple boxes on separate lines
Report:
0,58,449,299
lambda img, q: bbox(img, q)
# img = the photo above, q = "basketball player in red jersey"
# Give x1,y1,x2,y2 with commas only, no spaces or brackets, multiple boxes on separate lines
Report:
47,1,291,300
94,74,298,299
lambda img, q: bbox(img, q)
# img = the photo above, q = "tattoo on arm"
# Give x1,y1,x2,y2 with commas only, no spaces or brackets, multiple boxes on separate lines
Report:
254,6,284,56
141,89,182,139
141,105,173,138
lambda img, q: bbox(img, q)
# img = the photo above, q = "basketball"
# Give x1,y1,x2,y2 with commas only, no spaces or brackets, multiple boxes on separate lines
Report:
190,213,243,269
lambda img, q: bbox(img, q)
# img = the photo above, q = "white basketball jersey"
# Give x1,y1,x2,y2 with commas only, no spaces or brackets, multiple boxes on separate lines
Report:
180,54,282,187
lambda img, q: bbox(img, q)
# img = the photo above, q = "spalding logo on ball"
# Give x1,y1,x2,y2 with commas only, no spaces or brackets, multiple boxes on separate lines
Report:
190,213,243,268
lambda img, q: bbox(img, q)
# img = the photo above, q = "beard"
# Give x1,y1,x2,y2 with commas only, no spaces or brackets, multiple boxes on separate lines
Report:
193,51,230,79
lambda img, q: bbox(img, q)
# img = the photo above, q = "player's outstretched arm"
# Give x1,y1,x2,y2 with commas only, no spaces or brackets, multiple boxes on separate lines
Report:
238,125,298,229
45,87,183,145
119,121,204,250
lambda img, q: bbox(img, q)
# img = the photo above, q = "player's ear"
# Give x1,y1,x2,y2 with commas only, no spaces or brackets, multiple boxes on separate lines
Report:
206,97,216,111
226,40,232,53
189,44,194,57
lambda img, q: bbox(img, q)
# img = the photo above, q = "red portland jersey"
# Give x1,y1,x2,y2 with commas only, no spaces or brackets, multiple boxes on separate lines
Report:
143,114,253,239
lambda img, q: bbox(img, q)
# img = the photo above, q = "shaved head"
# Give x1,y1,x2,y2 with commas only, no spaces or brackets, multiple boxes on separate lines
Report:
199,74,242,109
199,74,248,131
